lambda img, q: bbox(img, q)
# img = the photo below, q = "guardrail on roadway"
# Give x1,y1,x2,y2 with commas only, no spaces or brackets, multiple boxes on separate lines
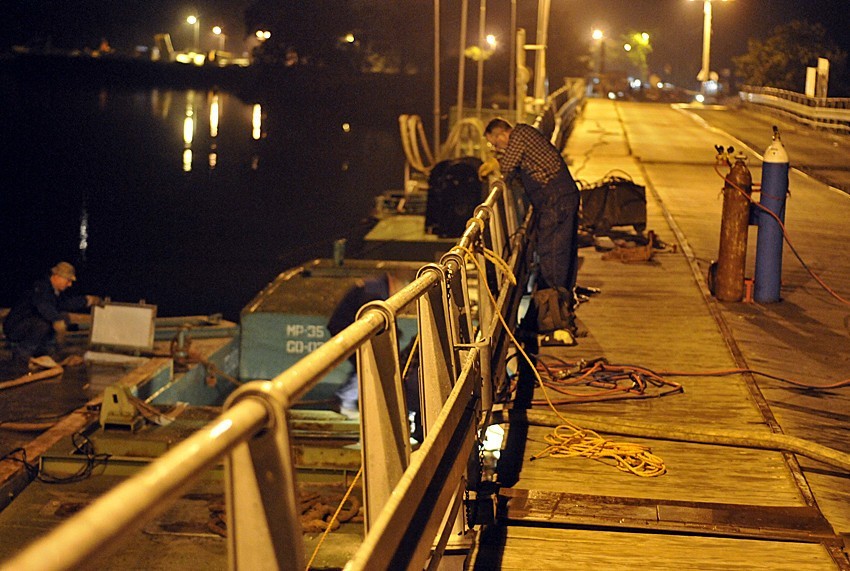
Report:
740,85,850,133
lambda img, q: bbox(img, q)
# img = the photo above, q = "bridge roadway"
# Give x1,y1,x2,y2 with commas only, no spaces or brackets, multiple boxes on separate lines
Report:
468,99,850,569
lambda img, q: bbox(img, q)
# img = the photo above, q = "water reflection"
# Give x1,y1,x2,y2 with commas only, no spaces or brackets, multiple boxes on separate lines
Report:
210,93,220,138
252,103,263,141
183,92,196,172
0,81,412,320
151,89,172,118
182,148,193,172
79,207,89,259
183,107,194,145
168,90,264,172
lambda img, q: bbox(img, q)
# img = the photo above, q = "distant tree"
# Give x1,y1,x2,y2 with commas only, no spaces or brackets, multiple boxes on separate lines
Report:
733,20,847,93
245,0,359,69
244,0,430,73
622,31,653,83
350,0,431,74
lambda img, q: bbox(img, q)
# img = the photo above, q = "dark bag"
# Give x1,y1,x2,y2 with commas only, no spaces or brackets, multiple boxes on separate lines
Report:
532,287,574,333
580,175,646,234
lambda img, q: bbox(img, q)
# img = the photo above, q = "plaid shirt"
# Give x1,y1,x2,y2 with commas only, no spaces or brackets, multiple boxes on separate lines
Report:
496,123,567,188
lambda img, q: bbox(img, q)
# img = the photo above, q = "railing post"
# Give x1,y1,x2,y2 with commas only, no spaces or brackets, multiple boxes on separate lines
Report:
223,381,305,570
417,265,458,434
441,251,475,346
357,301,411,531
499,180,520,242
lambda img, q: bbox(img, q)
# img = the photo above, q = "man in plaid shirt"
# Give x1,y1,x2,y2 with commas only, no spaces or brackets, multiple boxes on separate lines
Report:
480,118,580,345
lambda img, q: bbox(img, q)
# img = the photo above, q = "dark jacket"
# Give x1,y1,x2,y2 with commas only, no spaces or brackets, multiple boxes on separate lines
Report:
327,275,390,338
3,277,89,334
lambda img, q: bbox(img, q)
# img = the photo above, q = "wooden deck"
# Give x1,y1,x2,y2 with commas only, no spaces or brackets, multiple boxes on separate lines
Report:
468,100,850,569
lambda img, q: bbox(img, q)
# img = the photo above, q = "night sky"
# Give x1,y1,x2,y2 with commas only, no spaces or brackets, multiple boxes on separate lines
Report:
2,1,848,89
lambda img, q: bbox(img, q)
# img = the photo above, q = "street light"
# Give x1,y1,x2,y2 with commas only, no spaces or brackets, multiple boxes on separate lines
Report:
690,0,733,93
591,29,605,78
212,26,226,51
186,15,200,52
475,0,487,115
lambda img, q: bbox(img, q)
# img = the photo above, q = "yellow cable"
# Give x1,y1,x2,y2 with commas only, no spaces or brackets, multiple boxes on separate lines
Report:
456,237,517,288
457,245,667,477
402,335,419,380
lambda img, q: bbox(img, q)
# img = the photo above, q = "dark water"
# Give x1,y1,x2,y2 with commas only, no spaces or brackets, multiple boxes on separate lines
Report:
0,68,426,321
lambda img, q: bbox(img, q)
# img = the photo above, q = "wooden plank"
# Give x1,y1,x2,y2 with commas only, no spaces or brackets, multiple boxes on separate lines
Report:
507,425,804,506
468,526,839,571
502,489,835,542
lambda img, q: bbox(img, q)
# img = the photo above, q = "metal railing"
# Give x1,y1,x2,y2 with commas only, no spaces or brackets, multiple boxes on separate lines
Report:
0,178,532,571
534,77,586,149
740,85,850,133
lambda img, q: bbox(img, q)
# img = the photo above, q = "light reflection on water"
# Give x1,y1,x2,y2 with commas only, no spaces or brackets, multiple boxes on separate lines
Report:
0,82,409,320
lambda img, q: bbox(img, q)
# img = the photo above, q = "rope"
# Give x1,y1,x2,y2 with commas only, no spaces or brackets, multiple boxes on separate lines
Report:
402,335,419,380
305,467,363,571
455,244,517,291
457,244,667,477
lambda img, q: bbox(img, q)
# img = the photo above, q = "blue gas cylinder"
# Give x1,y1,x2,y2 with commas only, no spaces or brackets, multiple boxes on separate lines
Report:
753,129,789,303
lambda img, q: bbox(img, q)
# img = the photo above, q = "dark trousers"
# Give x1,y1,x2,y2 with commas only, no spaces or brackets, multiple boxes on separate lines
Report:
534,173,580,295
4,317,55,359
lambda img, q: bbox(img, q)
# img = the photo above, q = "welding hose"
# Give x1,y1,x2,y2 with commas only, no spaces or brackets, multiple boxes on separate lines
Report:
714,162,850,307
498,408,850,474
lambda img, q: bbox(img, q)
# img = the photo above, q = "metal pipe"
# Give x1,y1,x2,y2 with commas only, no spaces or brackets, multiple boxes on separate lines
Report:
509,0,516,112
533,0,550,104
268,270,440,405
456,0,469,123
699,0,712,84
475,0,486,115
434,0,441,157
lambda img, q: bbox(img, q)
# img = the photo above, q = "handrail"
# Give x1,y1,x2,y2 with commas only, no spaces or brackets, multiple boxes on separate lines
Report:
0,178,531,571
533,77,587,145
740,85,850,133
